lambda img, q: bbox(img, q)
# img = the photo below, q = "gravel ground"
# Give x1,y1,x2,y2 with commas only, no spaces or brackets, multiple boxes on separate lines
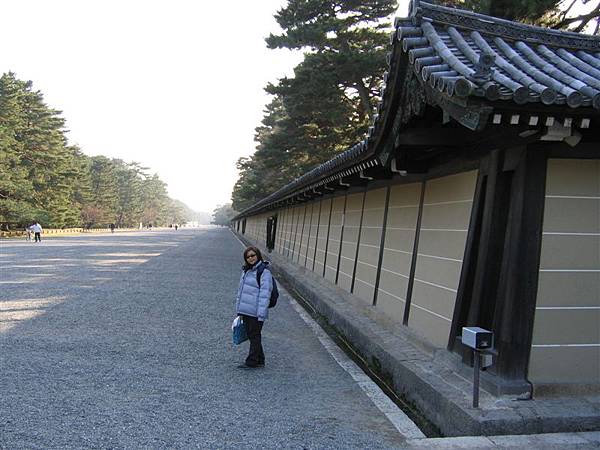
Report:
0,228,405,449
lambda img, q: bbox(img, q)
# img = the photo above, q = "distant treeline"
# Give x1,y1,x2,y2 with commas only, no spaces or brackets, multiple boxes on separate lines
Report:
0,72,193,230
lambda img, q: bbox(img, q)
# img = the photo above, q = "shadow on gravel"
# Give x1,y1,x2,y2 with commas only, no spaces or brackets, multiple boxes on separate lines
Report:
1,229,407,449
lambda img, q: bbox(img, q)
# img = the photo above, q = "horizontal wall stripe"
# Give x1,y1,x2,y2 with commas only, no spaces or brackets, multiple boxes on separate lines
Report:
357,260,379,269
411,303,452,322
338,271,352,280
420,228,468,232
532,344,600,348
417,253,463,263
355,278,376,288
540,269,600,272
542,232,600,236
381,267,410,279
326,264,338,271
378,287,407,302
360,226,385,229
360,243,380,249
413,277,458,293
537,306,600,310
384,248,413,255
423,199,473,207
386,227,418,231
362,207,386,212
341,255,355,261
546,195,600,200
388,204,420,209
531,158,600,385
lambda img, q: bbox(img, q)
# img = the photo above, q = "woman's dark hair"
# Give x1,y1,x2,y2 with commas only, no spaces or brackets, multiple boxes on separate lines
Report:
242,246,263,271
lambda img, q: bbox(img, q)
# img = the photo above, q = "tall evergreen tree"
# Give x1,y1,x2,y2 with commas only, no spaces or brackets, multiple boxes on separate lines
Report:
87,156,119,226
114,160,146,227
232,0,397,211
165,198,190,225
267,0,397,119
0,75,36,226
0,72,81,228
140,174,169,226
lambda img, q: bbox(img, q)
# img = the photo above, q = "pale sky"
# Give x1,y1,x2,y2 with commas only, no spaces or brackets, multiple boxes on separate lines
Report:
0,0,310,213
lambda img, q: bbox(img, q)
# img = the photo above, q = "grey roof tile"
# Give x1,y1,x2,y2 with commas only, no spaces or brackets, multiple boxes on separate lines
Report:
398,1,600,108
235,0,600,218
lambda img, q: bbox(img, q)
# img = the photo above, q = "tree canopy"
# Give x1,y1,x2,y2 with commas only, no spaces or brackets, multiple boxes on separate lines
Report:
231,0,599,213
231,0,398,212
0,72,194,230
211,203,238,226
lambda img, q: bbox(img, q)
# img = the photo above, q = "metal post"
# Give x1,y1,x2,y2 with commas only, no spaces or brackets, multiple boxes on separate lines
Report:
473,350,480,408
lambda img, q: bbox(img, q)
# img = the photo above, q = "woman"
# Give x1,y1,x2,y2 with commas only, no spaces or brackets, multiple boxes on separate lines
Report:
235,246,273,369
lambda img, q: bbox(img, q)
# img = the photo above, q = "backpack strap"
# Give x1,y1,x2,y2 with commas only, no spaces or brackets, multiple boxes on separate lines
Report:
256,263,269,287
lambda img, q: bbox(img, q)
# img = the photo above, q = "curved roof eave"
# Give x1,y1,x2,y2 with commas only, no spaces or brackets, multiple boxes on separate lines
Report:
233,0,600,220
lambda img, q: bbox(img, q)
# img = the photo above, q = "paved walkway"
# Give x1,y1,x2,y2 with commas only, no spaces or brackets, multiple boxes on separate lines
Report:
1,229,406,449
1,228,599,449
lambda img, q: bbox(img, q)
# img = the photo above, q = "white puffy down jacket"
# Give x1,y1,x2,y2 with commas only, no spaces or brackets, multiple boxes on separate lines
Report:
235,261,273,321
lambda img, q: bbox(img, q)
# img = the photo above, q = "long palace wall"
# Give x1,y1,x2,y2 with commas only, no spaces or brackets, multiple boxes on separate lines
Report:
235,158,600,389
238,170,478,350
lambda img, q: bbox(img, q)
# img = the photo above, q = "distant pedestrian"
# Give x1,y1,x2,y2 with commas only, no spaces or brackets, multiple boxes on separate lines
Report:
25,224,32,242
174,224,178,231
235,246,273,369
31,222,43,243
110,223,115,233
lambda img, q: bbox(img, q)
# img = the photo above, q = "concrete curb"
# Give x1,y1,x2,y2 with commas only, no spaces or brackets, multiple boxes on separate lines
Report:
403,431,600,449
235,232,600,437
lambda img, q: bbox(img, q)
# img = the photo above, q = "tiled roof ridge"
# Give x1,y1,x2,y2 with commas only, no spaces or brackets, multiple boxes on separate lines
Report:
414,1,600,52
233,2,600,219
399,2,600,110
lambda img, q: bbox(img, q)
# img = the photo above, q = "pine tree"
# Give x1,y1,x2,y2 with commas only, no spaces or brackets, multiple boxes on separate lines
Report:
114,160,146,227
88,156,119,226
0,74,36,227
140,174,169,226
232,0,397,210
0,72,81,228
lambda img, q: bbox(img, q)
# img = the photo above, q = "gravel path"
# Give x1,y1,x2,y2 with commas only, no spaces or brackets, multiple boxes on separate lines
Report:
0,228,405,449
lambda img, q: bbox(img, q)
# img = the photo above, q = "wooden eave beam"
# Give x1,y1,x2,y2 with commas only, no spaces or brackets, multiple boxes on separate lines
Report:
395,126,475,147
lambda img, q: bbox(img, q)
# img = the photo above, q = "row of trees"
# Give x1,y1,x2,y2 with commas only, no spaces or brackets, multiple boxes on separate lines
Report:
231,0,600,212
0,72,191,230
211,203,237,226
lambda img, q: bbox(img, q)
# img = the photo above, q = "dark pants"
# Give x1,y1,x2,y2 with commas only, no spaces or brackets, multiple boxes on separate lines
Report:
34,232,41,242
241,315,264,366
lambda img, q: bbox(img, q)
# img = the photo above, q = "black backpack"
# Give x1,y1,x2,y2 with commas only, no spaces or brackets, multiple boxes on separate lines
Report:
256,264,279,308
